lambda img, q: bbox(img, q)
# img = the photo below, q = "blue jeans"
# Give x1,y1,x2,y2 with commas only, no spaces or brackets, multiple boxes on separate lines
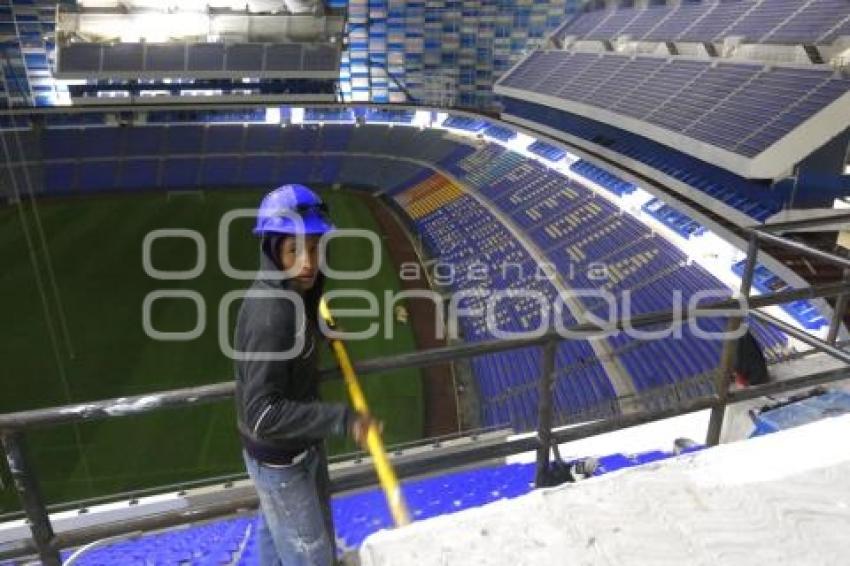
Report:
243,447,336,566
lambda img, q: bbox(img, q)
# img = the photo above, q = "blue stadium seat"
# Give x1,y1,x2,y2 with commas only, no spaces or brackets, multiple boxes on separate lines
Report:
78,128,123,159
42,128,83,159
161,158,201,188
77,162,117,191
123,127,166,156
483,124,517,142
442,115,488,132
527,140,565,162
119,159,160,190
239,156,278,187
44,162,76,194
200,157,241,186
204,125,246,153
243,125,283,153
165,126,205,154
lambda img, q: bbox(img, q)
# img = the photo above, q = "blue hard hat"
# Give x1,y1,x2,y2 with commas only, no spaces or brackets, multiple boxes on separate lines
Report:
253,184,335,236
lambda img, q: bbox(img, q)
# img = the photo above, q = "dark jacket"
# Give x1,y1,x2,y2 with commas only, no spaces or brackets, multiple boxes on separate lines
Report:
234,238,352,463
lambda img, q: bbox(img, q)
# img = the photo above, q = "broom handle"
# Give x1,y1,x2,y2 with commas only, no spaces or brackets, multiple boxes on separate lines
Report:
319,299,411,527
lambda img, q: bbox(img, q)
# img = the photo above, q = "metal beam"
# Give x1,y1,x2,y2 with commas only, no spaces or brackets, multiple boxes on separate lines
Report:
0,382,234,432
726,366,850,403
534,338,557,487
1,433,60,565
750,310,850,366
340,281,850,378
827,268,850,344
755,230,850,270
757,212,850,234
3,280,850,433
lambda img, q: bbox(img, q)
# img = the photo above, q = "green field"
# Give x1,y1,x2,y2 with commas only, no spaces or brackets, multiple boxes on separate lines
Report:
0,188,423,512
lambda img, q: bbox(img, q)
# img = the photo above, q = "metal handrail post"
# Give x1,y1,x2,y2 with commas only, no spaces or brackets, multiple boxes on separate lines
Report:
534,337,557,488
706,233,758,446
1,432,60,566
827,268,850,344
756,230,850,270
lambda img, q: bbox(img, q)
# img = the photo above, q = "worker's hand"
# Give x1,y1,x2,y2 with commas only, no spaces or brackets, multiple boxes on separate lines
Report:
349,412,383,449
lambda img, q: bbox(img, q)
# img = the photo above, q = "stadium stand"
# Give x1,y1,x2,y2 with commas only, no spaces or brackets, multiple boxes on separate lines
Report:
27,123,464,195
387,142,792,430
1,116,804,431
557,0,850,45
732,259,828,329
2,0,849,560
498,0,850,230
498,51,850,159
391,170,619,430
145,109,267,124
340,0,576,106
55,517,254,566
500,98,787,222
56,42,340,77
0,0,60,107
25,447,702,565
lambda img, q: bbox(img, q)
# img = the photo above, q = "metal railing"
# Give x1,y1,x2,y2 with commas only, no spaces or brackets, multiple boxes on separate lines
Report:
3,215,850,564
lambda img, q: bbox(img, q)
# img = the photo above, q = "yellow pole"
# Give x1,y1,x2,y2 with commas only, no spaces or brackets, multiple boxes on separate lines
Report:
319,299,412,527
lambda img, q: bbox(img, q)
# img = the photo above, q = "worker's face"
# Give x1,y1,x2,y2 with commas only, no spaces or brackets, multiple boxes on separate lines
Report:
279,235,321,293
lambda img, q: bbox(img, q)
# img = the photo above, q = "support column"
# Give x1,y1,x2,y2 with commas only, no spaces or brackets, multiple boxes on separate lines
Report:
1,431,60,566
706,233,758,446
534,338,557,488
